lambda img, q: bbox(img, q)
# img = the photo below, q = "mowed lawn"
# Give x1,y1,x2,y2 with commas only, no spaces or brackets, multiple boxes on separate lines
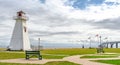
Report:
41,48,96,55
94,60,120,65
0,48,120,65
0,52,25,59
0,48,96,59
0,61,80,65
0,51,66,59
42,48,120,55
1,48,120,59
104,48,120,53
80,55,118,58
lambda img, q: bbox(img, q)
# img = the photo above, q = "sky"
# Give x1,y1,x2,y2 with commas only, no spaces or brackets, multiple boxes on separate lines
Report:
0,0,120,48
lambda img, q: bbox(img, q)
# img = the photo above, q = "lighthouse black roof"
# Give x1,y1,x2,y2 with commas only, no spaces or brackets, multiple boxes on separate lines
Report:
17,11,26,16
17,11,25,14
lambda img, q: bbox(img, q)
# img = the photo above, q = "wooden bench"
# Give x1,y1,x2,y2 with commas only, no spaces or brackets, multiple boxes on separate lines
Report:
25,51,42,60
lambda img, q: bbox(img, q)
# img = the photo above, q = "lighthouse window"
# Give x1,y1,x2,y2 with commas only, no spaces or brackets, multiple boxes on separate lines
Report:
17,12,22,16
24,27,26,32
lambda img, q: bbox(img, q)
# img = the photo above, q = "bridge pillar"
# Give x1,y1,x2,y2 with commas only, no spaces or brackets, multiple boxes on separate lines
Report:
116,43,118,48
110,44,114,48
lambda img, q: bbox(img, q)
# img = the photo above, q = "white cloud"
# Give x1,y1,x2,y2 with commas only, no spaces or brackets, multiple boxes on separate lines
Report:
65,1,120,21
105,0,120,3
0,0,120,48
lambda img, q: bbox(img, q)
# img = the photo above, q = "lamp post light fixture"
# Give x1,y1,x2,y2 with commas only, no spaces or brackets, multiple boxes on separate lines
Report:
88,37,92,49
38,38,40,51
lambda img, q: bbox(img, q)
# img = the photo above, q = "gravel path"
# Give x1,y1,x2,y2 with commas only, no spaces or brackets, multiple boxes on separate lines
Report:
63,55,111,65
0,54,119,65
0,58,64,64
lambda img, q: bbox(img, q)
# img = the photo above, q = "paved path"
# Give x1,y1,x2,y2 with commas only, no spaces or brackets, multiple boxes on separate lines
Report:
0,58,64,64
0,54,120,65
63,55,111,65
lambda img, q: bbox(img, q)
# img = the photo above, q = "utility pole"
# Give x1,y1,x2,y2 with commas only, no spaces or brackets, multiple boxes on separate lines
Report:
99,36,102,47
38,38,40,51
88,37,91,48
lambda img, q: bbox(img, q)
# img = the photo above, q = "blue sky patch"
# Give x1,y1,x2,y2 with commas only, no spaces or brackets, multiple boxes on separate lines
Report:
39,0,45,4
105,2,120,6
105,2,114,6
66,0,105,10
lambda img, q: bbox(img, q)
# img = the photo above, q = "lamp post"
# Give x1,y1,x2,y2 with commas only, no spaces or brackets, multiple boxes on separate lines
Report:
99,36,102,46
38,38,40,51
95,34,102,47
88,37,91,49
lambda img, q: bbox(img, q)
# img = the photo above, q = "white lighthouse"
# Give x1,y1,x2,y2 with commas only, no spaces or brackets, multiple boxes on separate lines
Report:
9,11,31,50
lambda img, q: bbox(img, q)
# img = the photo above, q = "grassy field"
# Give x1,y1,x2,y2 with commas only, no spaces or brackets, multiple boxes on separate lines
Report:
42,54,66,59
1,48,120,65
41,48,120,55
94,60,120,65
0,51,67,59
0,61,80,65
104,48,120,53
0,52,24,59
41,48,96,55
1,48,120,60
80,55,117,58
100,53,119,55
0,48,96,59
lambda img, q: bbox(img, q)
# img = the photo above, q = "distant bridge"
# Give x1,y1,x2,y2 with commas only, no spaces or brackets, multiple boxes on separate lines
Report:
101,41,120,48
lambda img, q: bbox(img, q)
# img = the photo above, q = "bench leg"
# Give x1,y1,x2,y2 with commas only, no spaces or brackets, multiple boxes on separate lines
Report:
38,55,42,60
26,55,29,60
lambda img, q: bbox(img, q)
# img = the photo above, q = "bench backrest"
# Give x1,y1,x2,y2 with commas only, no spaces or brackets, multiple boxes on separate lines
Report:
25,51,40,54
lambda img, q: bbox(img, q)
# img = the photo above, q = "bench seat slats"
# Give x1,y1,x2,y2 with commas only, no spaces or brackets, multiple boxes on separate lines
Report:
25,51,42,60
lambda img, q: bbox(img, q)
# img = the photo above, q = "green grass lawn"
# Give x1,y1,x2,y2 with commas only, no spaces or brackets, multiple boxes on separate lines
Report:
42,48,120,55
104,48,120,53
1,48,120,60
42,55,66,59
0,52,67,59
0,61,80,65
0,48,97,60
41,61,80,65
41,48,96,55
2,48,120,65
0,52,25,59
94,60,120,65
100,54,119,55
80,55,117,58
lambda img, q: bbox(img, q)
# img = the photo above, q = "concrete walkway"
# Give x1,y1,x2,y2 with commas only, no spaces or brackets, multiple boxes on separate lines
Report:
0,58,64,64
0,54,120,65
63,55,111,65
